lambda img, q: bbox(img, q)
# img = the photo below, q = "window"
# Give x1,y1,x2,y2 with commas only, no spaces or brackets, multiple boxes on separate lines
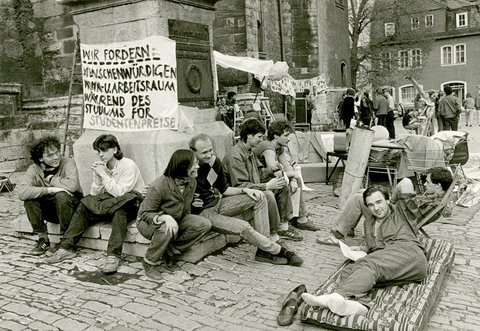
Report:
456,12,468,28
380,52,392,70
425,15,434,27
397,49,422,69
455,44,465,64
442,46,452,65
398,50,409,69
411,17,419,29
411,49,422,68
384,22,396,36
441,44,466,65
400,85,416,105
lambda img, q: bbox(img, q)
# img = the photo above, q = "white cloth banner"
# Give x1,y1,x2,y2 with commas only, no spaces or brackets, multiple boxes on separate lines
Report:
213,51,275,77
81,36,178,132
266,73,328,97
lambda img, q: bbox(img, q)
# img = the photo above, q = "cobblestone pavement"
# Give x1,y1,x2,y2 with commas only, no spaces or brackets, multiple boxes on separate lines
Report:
1,171,480,331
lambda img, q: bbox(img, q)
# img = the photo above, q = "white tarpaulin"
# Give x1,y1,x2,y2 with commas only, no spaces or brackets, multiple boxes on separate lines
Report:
213,51,289,79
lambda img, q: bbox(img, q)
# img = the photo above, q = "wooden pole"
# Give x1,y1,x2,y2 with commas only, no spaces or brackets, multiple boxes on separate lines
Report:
338,126,375,209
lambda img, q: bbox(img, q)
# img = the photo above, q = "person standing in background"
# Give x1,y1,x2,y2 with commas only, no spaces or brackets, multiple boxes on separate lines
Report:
463,93,475,127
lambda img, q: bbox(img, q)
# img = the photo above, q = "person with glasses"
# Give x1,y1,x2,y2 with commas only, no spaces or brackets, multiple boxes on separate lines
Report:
17,136,82,256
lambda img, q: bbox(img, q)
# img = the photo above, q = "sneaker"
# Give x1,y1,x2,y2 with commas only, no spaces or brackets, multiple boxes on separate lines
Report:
294,219,322,231
45,242,61,257
45,248,76,263
255,249,288,265
29,238,50,256
142,261,166,281
102,255,121,274
280,248,304,266
278,228,303,241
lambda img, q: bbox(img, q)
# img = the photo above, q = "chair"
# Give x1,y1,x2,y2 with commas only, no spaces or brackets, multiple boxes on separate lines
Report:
417,166,461,238
0,168,16,193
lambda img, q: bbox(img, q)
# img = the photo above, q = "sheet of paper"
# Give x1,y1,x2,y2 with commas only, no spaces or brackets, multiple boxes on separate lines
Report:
339,241,367,261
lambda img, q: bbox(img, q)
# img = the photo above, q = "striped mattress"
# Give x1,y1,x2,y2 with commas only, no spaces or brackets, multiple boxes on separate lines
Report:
300,238,455,331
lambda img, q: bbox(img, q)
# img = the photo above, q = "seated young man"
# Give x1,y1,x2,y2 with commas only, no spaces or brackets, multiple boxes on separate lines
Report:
254,119,320,231
16,136,82,255
46,134,145,274
317,166,453,245
189,134,303,266
302,185,428,316
223,118,303,241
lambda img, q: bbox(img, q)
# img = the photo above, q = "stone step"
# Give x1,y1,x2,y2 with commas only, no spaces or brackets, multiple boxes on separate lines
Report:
12,214,240,263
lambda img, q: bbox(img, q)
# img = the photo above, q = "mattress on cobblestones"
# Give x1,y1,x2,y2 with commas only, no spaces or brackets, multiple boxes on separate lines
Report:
300,238,455,331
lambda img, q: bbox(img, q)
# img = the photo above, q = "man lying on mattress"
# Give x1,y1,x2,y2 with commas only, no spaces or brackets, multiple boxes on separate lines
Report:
317,167,453,246
304,167,453,316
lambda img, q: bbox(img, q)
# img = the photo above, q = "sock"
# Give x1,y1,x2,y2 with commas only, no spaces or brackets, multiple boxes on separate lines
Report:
327,293,368,316
38,232,49,241
301,293,329,308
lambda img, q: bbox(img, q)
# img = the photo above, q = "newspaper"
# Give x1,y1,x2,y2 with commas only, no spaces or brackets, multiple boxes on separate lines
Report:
339,241,367,261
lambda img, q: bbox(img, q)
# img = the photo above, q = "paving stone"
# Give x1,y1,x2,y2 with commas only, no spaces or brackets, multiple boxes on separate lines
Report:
123,302,159,318
81,301,111,313
3,302,38,316
151,311,200,331
53,318,89,331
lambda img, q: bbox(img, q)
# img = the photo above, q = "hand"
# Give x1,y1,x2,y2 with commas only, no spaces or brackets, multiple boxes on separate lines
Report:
48,187,73,196
139,186,149,197
266,177,286,190
157,215,178,237
192,199,203,208
289,179,299,193
350,245,368,253
243,188,262,201
91,162,109,178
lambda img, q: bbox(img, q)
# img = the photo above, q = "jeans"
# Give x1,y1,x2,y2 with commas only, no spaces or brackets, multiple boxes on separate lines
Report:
24,192,81,234
386,111,396,139
336,242,427,300
137,214,211,264
376,114,387,128
331,190,369,237
465,108,475,126
61,200,139,257
267,186,293,231
441,116,459,131
200,194,280,255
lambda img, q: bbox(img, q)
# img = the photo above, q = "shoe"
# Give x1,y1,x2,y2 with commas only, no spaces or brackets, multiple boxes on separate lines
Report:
316,234,340,246
277,284,307,326
45,248,76,263
279,247,304,266
278,228,303,241
29,238,50,256
45,242,61,257
143,261,165,281
276,239,292,252
294,219,322,231
102,255,121,274
255,249,288,265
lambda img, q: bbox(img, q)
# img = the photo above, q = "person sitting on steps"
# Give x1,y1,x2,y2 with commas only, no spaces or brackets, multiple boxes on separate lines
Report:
189,133,303,266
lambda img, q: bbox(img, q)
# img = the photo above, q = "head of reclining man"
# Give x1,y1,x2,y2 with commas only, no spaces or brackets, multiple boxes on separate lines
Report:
424,167,453,194
362,186,391,219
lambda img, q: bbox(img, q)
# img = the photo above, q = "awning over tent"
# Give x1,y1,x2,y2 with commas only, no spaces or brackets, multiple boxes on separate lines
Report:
213,51,289,80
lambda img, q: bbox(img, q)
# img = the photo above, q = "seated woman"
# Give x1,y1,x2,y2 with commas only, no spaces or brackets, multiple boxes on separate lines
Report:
136,149,211,281
46,134,145,274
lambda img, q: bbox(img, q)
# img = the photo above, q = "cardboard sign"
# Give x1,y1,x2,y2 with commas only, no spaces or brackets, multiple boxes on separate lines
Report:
81,36,178,131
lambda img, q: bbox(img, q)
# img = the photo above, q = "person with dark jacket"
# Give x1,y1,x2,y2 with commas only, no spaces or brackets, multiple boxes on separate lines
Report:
341,88,356,128
438,85,462,131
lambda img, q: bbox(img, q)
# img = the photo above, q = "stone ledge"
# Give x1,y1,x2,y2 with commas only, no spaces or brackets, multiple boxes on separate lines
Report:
12,214,241,263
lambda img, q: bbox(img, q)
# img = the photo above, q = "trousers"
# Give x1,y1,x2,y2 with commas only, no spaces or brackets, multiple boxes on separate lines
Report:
200,194,280,254
137,214,211,264
24,192,80,234
61,200,139,257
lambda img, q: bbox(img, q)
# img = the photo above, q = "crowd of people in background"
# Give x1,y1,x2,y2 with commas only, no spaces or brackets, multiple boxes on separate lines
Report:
337,79,480,138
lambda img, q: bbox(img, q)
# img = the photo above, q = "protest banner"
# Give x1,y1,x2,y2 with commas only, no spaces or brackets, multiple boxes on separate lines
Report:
81,36,178,131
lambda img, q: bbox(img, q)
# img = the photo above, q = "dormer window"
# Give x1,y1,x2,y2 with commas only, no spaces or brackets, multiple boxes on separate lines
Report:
456,12,468,28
